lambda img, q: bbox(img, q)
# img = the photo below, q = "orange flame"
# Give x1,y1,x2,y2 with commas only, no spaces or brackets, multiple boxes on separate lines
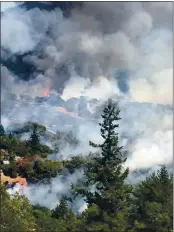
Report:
0,171,27,187
55,107,85,120
43,88,50,96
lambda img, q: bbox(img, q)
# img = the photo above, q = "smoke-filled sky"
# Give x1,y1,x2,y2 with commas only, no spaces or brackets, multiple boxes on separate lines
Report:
1,1,173,210
1,2,173,103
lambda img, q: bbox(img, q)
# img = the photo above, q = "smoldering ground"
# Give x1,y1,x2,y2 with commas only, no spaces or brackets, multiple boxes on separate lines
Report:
1,2,173,211
3,98,173,211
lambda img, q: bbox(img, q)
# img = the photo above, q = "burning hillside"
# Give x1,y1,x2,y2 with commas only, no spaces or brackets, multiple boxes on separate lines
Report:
43,88,50,97
0,2,173,232
0,170,27,187
54,107,86,120
1,90,94,130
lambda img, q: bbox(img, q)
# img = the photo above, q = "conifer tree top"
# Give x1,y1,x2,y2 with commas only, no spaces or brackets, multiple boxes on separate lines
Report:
0,124,5,136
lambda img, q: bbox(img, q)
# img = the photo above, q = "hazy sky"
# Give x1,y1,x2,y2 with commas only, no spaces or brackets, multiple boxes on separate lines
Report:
2,1,173,210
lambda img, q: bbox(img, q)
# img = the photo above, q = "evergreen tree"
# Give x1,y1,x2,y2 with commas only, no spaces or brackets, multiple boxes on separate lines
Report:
52,197,75,223
130,165,173,232
157,165,170,185
73,99,131,231
29,124,40,152
0,124,5,136
9,152,16,163
1,186,36,232
51,198,80,232
51,198,72,220
8,132,13,139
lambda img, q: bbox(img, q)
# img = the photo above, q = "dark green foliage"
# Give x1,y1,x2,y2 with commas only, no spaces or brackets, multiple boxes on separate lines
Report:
32,207,63,232
49,130,79,153
24,162,35,179
1,185,36,232
5,121,51,155
73,100,131,231
0,124,5,136
1,102,172,232
0,135,29,155
30,159,62,182
51,198,82,232
29,124,40,152
52,198,70,220
2,152,18,178
8,132,13,139
9,152,16,163
37,144,53,154
3,162,18,178
11,121,46,136
33,204,52,217
0,135,53,157
130,165,173,232
63,156,89,174
33,205,80,232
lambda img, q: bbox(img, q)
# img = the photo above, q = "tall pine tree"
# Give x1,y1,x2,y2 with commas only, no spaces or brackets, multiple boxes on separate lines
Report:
29,124,40,153
130,165,173,232
52,198,70,220
0,124,5,136
73,99,131,231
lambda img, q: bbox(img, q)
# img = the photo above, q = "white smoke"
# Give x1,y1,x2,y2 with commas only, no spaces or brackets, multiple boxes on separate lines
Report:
129,28,172,104
1,2,173,210
129,69,173,104
1,2,22,12
23,170,85,211
125,130,172,171
7,183,25,196
62,76,121,101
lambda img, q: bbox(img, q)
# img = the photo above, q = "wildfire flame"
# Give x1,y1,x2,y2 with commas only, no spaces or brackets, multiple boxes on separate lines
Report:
43,88,50,96
55,107,86,120
0,170,27,187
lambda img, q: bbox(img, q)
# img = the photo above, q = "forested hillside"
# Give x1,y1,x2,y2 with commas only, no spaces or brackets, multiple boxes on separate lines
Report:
0,100,173,232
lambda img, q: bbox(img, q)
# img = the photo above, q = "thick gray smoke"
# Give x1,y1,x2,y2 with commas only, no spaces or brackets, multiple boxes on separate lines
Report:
2,2,173,210
1,2,172,103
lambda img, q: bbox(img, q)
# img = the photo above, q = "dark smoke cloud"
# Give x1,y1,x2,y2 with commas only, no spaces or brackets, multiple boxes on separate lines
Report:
1,2,172,99
1,2,173,210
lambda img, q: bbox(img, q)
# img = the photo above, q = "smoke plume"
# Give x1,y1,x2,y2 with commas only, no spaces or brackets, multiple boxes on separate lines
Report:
1,2,173,210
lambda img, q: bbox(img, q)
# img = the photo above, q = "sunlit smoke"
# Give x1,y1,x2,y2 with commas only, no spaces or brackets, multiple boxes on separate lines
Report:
1,1,173,211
